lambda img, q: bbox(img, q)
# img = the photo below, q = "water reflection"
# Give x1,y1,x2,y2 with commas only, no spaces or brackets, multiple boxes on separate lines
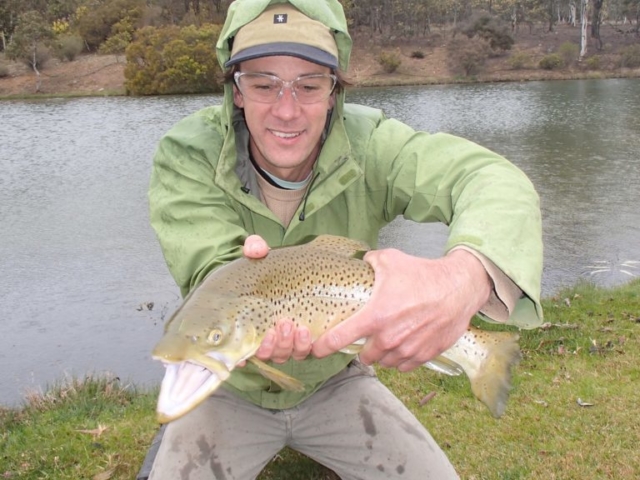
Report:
1,79,638,405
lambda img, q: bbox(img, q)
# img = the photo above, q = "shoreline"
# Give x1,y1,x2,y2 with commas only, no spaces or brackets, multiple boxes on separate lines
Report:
2,67,639,101
2,29,640,101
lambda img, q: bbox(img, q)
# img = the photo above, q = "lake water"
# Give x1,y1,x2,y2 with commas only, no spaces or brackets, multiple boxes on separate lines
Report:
1,79,639,405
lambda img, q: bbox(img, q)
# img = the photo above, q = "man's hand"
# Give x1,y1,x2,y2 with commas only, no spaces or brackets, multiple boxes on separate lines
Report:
241,235,312,364
312,248,492,372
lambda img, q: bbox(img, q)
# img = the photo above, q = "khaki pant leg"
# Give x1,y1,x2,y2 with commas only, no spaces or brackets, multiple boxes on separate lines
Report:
148,388,287,480
288,362,459,480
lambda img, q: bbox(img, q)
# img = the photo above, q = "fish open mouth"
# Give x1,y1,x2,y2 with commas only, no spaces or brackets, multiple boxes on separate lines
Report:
156,360,226,423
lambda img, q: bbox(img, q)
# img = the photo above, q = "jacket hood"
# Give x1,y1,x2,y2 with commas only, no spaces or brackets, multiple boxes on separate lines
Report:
216,0,352,72
215,0,352,144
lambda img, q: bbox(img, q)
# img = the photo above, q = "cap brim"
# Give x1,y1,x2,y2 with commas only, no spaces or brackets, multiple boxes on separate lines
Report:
225,42,338,69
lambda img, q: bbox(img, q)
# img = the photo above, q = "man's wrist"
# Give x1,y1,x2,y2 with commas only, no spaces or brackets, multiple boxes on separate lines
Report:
444,249,492,311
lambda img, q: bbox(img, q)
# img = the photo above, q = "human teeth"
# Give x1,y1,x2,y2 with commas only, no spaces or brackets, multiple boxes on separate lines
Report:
272,131,300,138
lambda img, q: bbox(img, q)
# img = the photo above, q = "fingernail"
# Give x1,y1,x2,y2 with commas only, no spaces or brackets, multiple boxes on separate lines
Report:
281,322,292,337
262,331,274,347
299,329,310,342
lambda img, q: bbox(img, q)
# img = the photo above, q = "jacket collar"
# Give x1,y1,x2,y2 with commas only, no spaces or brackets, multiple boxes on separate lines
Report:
214,97,362,226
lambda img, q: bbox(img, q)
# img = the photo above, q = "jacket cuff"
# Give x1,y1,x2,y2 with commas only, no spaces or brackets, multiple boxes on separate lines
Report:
449,246,522,322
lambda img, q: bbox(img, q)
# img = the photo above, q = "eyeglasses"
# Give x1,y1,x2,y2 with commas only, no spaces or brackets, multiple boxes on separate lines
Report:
234,72,337,104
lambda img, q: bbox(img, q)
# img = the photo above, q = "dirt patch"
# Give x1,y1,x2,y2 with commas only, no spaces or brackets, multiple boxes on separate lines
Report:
0,54,126,97
349,23,640,85
1,24,638,97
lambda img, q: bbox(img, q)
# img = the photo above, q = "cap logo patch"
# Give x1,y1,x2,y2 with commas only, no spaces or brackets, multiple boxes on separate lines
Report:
274,13,288,23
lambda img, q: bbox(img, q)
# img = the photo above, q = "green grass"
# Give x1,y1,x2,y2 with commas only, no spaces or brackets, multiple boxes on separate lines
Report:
0,376,158,479
2,279,639,479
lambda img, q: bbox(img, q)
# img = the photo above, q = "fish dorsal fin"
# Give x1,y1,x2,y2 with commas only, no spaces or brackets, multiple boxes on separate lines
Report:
305,235,370,259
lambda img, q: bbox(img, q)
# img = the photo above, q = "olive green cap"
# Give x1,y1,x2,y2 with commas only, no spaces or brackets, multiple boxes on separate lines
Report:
225,3,339,69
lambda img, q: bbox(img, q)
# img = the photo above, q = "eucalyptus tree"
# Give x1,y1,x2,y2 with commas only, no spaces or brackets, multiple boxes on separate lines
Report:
0,0,21,49
568,0,577,25
580,0,589,58
623,0,640,32
46,0,82,20
4,10,53,91
0,0,48,49
591,0,605,49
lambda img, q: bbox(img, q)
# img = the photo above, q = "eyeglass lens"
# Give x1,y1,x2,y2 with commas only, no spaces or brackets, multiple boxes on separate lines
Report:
236,73,335,104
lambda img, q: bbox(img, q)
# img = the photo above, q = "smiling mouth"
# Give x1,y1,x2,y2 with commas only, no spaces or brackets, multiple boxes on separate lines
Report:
271,130,302,139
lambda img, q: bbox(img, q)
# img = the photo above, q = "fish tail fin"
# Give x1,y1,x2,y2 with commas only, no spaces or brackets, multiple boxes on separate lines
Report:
248,357,305,392
469,333,521,418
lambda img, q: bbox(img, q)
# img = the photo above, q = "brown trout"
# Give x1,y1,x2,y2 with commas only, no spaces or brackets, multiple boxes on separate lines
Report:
152,235,521,423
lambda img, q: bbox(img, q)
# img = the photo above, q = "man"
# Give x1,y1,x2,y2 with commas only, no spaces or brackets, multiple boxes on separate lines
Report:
148,0,543,478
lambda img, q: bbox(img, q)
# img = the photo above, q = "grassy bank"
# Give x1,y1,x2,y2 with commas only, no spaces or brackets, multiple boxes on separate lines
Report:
2,279,639,479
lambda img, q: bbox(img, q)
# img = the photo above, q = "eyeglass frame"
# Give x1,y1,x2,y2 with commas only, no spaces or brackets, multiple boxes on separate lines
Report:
233,71,338,104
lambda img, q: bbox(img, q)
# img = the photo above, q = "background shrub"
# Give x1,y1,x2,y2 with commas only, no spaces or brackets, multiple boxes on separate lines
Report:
447,37,490,76
460,14,514,54
124,23,222,95
377,51,401,73
55,34,84,61
7,41,51,69
619,45,640,68
584,55,601,70
508,51,531,70
539,53,564,70
76,0,144,50
99,31,132,54
410,50,425,59
0,62,9,78
558,42,579,67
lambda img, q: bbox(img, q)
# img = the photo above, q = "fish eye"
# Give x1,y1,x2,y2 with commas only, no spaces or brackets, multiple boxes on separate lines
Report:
207,329,223,345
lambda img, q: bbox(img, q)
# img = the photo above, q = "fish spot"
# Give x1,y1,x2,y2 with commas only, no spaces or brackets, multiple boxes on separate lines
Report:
377,464,385,472
396,464,405,474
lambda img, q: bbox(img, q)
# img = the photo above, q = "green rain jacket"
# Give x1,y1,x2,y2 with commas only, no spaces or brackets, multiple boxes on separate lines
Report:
149,0,544,410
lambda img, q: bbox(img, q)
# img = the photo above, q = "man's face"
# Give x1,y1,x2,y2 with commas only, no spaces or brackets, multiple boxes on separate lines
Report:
233,55,336,182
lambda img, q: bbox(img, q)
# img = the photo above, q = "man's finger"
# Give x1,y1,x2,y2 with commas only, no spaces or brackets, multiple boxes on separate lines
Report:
312,307,373,358
254,329,276,360
243,234,270,259
292,327,312,361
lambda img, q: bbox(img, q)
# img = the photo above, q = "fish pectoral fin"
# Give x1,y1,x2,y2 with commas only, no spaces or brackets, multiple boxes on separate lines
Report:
424,356,465,376
248,357,305,392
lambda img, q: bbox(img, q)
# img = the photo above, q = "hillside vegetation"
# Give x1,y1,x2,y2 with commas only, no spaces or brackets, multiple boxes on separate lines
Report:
1,0,639,97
